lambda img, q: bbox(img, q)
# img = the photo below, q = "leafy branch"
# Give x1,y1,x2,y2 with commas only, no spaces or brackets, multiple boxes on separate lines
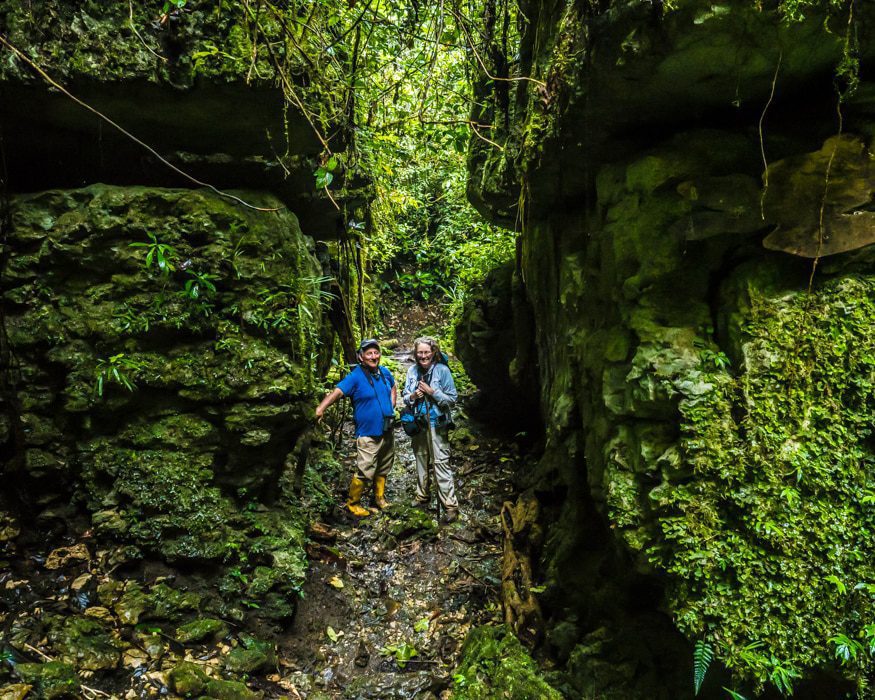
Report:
94,354,145,398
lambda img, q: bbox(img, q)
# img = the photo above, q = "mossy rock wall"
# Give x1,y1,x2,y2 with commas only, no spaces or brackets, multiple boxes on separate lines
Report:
461,0,875,696
2,185,328,568
0,0,361,238
454,259,540,433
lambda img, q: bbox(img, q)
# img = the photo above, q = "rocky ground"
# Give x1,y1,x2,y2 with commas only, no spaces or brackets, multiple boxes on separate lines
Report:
0,322,528,700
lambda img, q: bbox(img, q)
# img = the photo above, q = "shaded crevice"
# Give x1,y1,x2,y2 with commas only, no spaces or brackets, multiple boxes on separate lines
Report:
0,124,28,513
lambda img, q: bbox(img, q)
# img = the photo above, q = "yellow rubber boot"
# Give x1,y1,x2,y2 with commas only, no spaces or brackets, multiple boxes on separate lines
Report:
346,477,371,517
374,476,390,510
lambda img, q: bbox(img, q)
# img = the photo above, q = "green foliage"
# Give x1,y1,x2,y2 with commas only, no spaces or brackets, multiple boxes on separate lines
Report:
379,642,418,669
0,647,14,666
94,353,145,397
247,276,335,342
648,276,875,692
162,0,187,14
121,0,516,341
183,270,219,299
694,338,731,371
414,617,430,633
830,634,864,665
777,0,853,23
452,626,563,700
130,232,177,277
314,156,340,189
693,640,713,695
368,137,516,336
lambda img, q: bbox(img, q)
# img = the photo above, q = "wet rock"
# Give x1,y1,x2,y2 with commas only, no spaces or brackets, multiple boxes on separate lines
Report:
90,510,128,537
308,522,337,542
69,574,92,592
762,135,875,257
223,636,275,674
0,514,20,543
113,582,148,625
245,566,283,597
0,685,31,700
382,505,438,540
145,583,201,622
44,545,89,570
14,662,80,699
354,641,370,668
202,678,263,700
83,607,113,622
136,632,165,660
454,260,539,434
106,543,144,568
168,662,209,696
48,615,122,671
122,648,149,669
4,183,327,619
175,619,229,644
341,673,438,699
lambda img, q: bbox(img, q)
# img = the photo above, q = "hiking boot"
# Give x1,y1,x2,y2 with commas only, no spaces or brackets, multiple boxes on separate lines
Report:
374,476,390,509
346,477,371,517
412,497,429,509
440,509,459,525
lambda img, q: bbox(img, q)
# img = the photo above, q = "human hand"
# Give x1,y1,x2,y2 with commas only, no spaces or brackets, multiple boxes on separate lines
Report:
315,406,324,422
418,381,434,396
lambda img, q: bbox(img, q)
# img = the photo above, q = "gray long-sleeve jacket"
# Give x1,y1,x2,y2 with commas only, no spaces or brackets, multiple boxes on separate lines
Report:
403,362,457,423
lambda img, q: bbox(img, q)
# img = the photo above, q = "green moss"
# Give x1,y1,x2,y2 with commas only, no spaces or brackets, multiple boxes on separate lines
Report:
176,619,229,644
223,636,275,674
46,616,121,671
110,582,148,625
201,678,263,700
452,626,563,700
168,662,209,697
382,504,439,539
147,584,203,621
14,662,79,700
121,414,219,450
636,275,875,692
0,2,278,87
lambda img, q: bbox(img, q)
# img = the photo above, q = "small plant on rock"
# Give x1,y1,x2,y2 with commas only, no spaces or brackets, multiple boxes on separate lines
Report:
183,270,219,299
94,354,145,398
379,641,418,669
129,232,177,277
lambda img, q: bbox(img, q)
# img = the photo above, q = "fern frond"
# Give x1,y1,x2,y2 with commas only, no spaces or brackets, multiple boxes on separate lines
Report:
723,688,748,700
694,639,714,695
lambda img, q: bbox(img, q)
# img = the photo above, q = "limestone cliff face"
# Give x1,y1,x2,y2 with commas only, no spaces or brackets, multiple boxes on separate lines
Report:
462,0,875,695
0,0,355,237
0,1,344,617
5,186,325,560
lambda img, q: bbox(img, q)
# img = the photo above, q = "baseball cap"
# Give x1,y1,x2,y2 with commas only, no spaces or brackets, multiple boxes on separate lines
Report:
358,338,380,352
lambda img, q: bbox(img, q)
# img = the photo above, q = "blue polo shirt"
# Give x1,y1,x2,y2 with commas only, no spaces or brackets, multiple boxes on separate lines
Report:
337,365,395,437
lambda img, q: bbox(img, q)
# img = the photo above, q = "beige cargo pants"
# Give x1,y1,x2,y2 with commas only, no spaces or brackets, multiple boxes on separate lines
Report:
411,424,458,510
355,432,395,481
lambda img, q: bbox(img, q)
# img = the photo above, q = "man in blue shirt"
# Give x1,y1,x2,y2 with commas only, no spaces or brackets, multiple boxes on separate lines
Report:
315,339,397,516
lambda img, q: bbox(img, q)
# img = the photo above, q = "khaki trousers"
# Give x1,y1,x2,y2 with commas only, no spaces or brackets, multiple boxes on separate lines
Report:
412,424,458,510
355,433,395,482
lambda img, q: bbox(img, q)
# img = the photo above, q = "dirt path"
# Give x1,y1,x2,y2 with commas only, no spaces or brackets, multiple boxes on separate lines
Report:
275,344,517,699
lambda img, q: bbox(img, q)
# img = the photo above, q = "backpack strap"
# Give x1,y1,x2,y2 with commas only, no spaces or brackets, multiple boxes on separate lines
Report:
361,365,392,416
